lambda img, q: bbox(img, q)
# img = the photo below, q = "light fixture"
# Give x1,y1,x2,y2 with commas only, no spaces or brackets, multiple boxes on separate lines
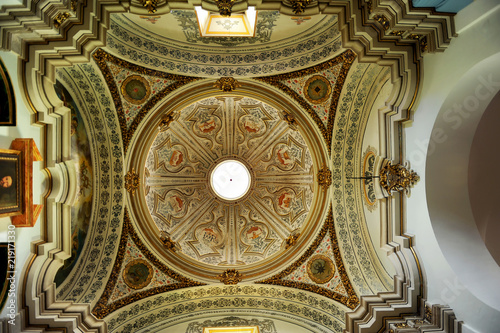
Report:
195,6,257,37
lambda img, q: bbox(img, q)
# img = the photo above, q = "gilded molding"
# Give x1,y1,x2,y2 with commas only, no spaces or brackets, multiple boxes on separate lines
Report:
290,0,312,14
373,14,390,31
379,160,419,194
214,77,240,92
218,269,242,285
280,111,298,130
214,0,235,16
159,232,178,252
255,49,356,155
284,232,300,249
92,209,205,319
159,112,177,130
257,206,359,310
125,168,140,195
317,164,332,190
92,48,200,153
142,0,158,13
53,12,70,28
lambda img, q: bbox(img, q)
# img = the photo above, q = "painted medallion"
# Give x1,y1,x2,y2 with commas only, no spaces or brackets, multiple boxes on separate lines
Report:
307,254,335,284
121,75,151,104
304,75,332,104
122,259,153,289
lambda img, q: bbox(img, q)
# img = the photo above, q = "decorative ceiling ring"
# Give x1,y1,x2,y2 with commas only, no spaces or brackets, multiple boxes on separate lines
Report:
125,80,331,283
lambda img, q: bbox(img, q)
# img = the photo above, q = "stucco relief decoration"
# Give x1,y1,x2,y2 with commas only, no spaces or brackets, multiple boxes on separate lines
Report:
125,168,140,195
218,269,242,284
379,160,419,195
258,207,359,309
92,48,200,152
256,49,355,154
144,96,314,274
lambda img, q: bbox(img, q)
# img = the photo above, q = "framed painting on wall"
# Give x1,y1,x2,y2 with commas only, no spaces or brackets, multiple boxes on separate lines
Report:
0,149,23,217
0,58,16,126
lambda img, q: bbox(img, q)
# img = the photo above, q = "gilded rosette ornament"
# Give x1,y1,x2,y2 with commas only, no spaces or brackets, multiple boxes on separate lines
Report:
214,77,240,92
379,161,419,194
218,269,242,284
317,165,332,190
125,168,140,195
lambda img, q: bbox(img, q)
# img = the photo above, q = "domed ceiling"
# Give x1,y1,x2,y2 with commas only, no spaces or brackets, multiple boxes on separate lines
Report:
144,96,314,271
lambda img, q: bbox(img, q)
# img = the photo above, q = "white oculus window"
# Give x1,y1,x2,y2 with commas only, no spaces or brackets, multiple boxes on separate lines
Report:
210,160,251,200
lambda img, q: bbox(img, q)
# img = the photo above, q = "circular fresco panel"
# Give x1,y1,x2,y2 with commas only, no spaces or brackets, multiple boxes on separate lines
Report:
123,259,154,289
307,254,335,284
121,75,151,105
304,75,332,105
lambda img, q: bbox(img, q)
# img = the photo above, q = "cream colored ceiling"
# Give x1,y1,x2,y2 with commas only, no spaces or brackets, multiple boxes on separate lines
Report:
107,11,341,77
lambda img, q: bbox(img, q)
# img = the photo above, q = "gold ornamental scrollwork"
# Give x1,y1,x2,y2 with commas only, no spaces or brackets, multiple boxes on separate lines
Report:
373,14,390,31
125,168,140,195
142,0,158,13
290,0,312,14
379,160,419,194
214,0,235,16
159,112,177,130
280,111,298,130
214,77,240,92
218,269,242,285
284,231,300,249
160,232,178,252
317,165,332,190
53,12,70,28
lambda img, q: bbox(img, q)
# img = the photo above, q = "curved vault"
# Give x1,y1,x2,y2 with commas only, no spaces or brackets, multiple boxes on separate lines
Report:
0,0,459,332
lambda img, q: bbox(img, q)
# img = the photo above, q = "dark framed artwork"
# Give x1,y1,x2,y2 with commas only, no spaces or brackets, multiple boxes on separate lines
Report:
0,149,23,217
0,58,16,126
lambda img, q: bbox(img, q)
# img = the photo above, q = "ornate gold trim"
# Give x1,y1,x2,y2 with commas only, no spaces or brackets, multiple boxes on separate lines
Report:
257,206,359,310
92,209,205,319
160,232,178,252
317,165,332,190
120,75,151,105
290,0,312,14
142,0,158,13
92,48,200,153
53,12,70,28
214,0,235,16
214,77,241,92
159,112,177,130
122,259,153,290
255,49,356,155
379,160,419,195
125,168,140,195
373,14,390,31
218,269,242,285
307,254,335,284
280,111,298,130
284,232,300,249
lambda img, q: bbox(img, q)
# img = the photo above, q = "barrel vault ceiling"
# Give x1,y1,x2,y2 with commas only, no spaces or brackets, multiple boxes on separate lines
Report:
0,1,457,332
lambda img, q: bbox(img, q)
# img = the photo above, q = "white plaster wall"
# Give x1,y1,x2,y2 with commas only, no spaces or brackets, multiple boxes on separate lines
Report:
405,1,500,332
0,50,44,320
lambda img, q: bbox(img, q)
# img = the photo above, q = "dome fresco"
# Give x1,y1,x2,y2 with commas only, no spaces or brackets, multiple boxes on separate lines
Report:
144,96,314,270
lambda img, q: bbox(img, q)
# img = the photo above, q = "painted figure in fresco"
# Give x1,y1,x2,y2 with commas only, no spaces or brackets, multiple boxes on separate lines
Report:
167,195,184,213
278,192,293,210
125,263,150,285
246,226,263,240
169,150,184,167
202,228,219,246
277,147,293,166
244,118,260,133
198,118,217,133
